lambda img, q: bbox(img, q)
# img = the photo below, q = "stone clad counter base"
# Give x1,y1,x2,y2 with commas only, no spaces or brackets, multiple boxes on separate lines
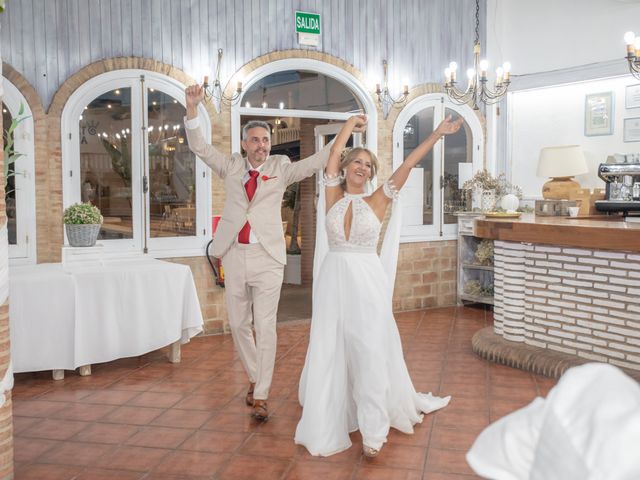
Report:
485,240,640,375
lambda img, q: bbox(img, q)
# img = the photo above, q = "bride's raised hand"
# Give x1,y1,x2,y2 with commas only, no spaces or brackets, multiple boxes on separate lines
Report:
349,114,368,133
435,115,464,136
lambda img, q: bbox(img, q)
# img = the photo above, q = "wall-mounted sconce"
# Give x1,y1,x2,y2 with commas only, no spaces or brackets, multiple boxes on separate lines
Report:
375,59,409,120
203,48,243,112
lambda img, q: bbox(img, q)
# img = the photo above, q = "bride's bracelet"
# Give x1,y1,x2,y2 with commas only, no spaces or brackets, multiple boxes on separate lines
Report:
321,171,343,187
383,179,399,200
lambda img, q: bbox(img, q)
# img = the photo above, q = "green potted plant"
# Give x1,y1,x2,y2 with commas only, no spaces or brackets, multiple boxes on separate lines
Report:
63,202,103,247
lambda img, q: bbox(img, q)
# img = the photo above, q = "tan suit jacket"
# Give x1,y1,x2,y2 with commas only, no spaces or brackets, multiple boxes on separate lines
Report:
186,124,331,264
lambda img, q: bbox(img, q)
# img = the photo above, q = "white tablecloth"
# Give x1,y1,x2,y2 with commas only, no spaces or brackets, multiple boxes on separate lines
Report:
9,259,204,373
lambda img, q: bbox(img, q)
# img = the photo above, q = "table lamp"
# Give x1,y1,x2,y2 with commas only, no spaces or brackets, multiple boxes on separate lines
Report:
537,145,588,199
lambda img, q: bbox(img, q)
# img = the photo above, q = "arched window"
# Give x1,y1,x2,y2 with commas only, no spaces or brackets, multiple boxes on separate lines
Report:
62,70,211,257
3,80,36,264
393,95,483,241
232,59,377,155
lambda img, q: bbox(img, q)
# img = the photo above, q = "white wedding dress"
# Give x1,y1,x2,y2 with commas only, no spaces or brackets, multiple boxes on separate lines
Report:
294,185,451,457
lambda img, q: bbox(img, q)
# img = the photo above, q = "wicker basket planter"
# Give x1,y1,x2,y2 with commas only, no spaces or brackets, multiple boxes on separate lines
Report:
65,223,101,247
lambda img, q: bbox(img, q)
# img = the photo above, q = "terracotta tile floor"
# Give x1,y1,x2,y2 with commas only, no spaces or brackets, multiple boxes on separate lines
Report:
11,306,558,479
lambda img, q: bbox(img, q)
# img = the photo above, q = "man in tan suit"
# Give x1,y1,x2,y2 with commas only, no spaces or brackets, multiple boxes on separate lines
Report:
185,85,364,420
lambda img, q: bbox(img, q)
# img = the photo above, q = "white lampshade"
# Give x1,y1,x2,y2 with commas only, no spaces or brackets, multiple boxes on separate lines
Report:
537,145,588,178
458,162,473,189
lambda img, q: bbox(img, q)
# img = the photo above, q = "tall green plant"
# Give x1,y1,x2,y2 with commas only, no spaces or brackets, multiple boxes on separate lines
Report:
3,103,30,194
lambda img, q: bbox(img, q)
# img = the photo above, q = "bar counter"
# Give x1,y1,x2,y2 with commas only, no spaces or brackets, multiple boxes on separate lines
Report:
474,213,640,252
469,213,640,378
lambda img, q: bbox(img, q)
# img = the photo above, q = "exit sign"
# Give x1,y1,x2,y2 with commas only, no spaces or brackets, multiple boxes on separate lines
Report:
295,11,321,35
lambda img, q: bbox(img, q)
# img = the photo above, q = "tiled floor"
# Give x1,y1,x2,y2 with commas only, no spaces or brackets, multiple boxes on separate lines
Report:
11,306,558,479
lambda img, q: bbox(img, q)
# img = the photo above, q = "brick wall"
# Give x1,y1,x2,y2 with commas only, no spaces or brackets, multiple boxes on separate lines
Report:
393,240,457,311
494,240,640,372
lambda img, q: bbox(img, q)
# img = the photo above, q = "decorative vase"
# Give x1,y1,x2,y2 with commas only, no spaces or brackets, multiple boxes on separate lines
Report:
500,193,520,212
481,190,496,212
65,224,101,247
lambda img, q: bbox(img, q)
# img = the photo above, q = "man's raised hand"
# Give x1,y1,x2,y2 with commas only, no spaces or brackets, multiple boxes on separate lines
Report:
185,85,205,109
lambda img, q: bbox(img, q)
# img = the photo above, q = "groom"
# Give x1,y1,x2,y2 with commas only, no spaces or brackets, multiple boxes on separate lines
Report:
184,85,336,420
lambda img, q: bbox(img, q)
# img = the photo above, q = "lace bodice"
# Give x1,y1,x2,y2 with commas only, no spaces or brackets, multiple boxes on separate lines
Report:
326,194,381,251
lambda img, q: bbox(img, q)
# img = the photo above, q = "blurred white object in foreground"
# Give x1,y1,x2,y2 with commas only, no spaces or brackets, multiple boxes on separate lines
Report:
466,363,640,480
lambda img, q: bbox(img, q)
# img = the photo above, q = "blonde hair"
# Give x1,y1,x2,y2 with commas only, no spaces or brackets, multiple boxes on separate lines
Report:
339,147,379,183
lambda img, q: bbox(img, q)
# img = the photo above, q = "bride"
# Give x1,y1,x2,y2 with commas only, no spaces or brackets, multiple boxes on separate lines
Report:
295,113,463,457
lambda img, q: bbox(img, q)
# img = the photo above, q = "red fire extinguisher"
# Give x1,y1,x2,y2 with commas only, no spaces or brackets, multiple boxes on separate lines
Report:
206,215,225,287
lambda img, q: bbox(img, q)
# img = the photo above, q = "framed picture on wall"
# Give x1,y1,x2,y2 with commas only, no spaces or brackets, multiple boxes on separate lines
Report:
625,84,640,109
584,91,614,136
623,117,640,142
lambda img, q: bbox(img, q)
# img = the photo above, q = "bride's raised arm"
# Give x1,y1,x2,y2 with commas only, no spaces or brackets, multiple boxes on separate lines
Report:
368,115,464,216
324,115,368,212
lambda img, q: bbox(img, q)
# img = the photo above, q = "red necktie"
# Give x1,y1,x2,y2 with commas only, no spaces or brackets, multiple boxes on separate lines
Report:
238,170,259,244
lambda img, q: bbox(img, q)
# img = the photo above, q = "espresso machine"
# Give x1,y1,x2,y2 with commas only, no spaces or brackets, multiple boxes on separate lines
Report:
595,154,640,215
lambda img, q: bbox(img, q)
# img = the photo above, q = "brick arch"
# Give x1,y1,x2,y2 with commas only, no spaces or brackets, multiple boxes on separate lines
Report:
2,62,46,118
48,57,212,117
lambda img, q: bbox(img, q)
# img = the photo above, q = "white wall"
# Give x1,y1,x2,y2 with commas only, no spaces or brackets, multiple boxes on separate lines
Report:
510,75,640,198
487,0,640,76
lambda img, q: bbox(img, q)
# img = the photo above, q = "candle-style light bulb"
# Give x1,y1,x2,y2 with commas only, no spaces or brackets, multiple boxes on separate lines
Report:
402,77,410,95
466,68,475,80
503,62,512,82
449,62,458,82
625,31,636,45
444,67,452,83
496,66,504,84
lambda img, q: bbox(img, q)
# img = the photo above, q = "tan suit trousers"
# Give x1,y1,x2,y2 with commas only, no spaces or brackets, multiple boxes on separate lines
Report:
221,242,284,400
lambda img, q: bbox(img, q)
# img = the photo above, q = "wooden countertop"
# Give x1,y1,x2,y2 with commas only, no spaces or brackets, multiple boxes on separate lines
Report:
474,213,640,252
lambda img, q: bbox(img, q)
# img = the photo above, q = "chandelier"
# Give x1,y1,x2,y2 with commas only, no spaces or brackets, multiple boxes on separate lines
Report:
624,31,640,80
203,48,243,112
375,59,409,119
443,0,511,110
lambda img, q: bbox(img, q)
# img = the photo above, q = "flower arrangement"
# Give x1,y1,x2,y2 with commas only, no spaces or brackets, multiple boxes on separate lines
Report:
464,279,494,298
63,202,103,225
474,239,494,266
462,169,522,199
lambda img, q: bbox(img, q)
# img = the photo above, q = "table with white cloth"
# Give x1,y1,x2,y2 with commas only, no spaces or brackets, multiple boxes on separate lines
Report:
9,259,204,379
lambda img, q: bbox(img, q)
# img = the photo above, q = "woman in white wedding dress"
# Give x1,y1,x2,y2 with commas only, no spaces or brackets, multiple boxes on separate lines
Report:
295,114,463,457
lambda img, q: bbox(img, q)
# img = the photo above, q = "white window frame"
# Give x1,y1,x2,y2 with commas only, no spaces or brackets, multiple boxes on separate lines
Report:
4,79,37,265
61,70,211,258
393,94,483,243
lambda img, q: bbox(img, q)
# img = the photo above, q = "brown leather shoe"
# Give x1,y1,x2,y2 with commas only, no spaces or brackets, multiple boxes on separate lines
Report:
252,399,268,421
245,382,256,406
